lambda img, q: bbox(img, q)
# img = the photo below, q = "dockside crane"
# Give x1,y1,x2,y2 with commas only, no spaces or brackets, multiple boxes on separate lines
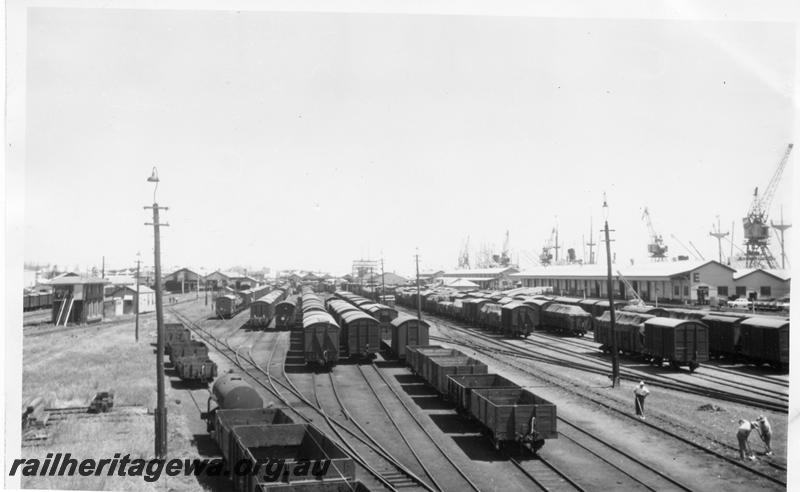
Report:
539,228,556,266
492,230,513,267
742,143,792,268
642,207,668,260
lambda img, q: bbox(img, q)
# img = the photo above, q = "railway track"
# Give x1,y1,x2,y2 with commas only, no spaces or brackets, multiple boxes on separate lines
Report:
519,333,788,410
418,310,787,413
416,317,787,486
169,307,431,491
556,416,695,491
357,363,482,491
509,456,585,492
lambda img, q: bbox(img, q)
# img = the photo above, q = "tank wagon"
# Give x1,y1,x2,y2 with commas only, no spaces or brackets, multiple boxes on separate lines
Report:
406,345,557,453
274,296,298,330
643,317,709,372
250,289,287,329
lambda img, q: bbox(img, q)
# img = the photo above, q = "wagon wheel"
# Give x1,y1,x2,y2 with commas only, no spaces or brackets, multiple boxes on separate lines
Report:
669,360,681,371
688,361,699,373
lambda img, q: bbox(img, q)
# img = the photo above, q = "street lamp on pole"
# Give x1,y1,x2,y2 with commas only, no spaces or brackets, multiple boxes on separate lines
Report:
145,167,168,458
603,194,620,389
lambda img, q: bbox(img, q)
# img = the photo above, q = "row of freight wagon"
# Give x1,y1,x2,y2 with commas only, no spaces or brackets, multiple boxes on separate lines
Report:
595,311,790,371
406,345,557,453
165,323,219,382
202,373,366,491
297,290,429,366
397,288,789,372
23,291,53,311
216,285,287,319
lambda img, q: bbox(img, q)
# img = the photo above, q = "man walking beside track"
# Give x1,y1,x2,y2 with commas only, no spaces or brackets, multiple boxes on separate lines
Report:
737,419,756,461
633,381,650,420
754,415,773,456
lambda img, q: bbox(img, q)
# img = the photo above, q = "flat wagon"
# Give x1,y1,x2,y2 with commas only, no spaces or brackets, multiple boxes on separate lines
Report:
643,317,709,371
470,387,557,453
389,315,430,360
447,373,517,415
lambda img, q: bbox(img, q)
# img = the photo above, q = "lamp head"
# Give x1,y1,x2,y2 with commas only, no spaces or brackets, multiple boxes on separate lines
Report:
147,167,160,183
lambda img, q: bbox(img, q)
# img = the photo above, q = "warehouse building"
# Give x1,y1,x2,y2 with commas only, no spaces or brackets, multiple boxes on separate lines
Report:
732,268,791,300
163,268,201,293
440,267,520,290
511,260,737,305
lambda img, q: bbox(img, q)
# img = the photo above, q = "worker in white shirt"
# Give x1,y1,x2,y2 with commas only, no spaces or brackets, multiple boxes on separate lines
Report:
754,415,773,456
737,419,756,461
633,381,650,420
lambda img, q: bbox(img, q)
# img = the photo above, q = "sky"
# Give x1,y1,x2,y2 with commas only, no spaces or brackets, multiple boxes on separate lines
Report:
16,6,797,277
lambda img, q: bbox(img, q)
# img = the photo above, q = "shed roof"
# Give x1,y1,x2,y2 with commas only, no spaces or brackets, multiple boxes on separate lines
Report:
50,276,109,285
442,267,519,277
733,268,791,282
512,260,735,279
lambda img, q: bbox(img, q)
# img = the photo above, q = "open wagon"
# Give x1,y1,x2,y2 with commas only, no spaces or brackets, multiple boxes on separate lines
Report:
470,387,557,453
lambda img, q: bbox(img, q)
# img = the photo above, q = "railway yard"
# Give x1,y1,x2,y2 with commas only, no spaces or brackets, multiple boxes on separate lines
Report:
20,284,789,492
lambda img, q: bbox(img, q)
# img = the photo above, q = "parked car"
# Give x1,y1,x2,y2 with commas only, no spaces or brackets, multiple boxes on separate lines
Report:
727,297,752,309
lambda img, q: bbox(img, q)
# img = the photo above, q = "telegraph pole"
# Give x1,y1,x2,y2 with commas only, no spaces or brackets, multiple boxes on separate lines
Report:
135,253,141,343
586,217,596,264
771,206,791,269
602,194,620,388
415,250,422,321
381,257,386,305
144,167,168,459
709,215,729,264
